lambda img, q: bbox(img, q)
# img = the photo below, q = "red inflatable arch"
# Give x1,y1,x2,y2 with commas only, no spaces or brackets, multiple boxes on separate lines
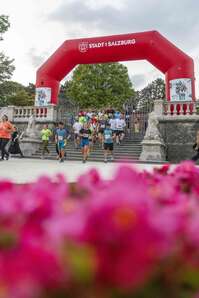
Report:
35,31,195,105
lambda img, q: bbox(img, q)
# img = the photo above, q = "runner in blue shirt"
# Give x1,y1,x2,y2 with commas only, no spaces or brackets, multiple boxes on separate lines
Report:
55,122,68,163
103,122,115,163
79,123,92,163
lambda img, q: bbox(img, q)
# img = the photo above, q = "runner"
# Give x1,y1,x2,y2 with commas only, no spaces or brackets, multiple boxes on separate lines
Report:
119,114,126,143
40,124,52,159
88,120,95,150
79,123,91,163
109,115,117,139
115,115,126,145
73,117,82,149
98,115,107,148
103,122,114,163
55,122,68,163
53,123,60,159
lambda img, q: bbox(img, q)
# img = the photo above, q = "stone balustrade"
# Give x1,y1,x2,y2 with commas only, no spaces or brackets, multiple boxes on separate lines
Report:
164,101,199,116
0,105,58,122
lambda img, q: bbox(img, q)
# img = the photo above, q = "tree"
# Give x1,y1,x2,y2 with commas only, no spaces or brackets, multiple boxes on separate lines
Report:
64,63,135,109
136,78,165,111
25,83,35,97
0,81,34,106
0,15,10,39
0,15,15,83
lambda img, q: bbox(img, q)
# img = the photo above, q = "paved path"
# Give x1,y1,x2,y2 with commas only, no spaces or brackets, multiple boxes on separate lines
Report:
0,158,172,184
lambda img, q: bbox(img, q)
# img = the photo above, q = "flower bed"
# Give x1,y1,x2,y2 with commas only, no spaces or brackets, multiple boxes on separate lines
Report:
1,162,199,297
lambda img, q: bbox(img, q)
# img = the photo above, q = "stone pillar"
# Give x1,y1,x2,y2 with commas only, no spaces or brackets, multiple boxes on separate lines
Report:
6,106,15,122
140,139,166,161
20,138,42,157
20,114,41,157
46,104,57,122
139,111,166,162
154,99,164,117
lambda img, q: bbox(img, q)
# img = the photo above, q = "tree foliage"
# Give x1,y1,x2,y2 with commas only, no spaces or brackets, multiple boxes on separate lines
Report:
64,63,135,109
0,15,10,39
136,78,165,111
0,52,15,83
0,81,35,106
0,15,15,84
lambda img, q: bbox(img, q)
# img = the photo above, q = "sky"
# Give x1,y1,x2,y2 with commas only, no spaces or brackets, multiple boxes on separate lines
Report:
1,0,199,96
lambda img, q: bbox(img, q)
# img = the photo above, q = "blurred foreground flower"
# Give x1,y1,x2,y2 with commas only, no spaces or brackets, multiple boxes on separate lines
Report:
0,162,199,297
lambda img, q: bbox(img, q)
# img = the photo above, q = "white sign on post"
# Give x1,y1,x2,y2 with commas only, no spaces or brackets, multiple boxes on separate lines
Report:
170,78,192,102
35,88,51,106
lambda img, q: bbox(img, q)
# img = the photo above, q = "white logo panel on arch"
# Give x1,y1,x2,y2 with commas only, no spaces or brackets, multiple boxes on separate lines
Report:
170,78,192,102
35,88,51,106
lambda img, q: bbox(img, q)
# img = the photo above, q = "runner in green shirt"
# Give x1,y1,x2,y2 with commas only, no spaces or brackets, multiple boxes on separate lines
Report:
40,124,52,158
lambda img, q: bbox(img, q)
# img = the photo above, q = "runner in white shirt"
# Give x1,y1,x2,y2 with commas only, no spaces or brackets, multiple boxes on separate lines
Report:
73,118,82,149
109,117,117,140
115,116,126,145
109,117,116,130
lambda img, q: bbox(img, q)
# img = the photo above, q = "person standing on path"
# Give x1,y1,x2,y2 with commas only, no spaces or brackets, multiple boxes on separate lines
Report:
8,126,24,158
0,115,14,161
40,124,52,159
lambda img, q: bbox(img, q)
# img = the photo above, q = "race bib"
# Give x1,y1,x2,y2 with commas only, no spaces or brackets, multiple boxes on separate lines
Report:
58,135,63,141
105,134,111,139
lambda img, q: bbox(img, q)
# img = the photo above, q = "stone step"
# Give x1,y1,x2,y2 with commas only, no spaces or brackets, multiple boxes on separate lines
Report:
46,144,142,150
31,156,140,162
47,141,142,146
34,151,141,157
33,148,141,155
31,138,143,161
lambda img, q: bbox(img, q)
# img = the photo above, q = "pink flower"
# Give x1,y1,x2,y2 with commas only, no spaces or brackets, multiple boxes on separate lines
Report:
70,166,174,290
172,161,199,195
81,197,167,289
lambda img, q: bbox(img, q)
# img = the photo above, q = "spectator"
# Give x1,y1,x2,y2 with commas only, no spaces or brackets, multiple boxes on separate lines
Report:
0,115,14,161
8,126,24,158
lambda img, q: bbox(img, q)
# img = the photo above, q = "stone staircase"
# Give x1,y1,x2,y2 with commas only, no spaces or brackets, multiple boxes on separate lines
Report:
32,137,143,162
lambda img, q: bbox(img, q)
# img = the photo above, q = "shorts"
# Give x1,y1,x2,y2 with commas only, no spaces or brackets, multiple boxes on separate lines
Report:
99,128,105,134
104,143,113,151
81,139,89,148
116,130,124,136
74,133,79,139
58,141,65,150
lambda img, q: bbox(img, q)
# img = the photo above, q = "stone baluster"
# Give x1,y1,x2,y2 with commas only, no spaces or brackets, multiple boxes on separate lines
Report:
172,103,177,115
186,103,191,115
192,102,197,115
167,103,171,115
